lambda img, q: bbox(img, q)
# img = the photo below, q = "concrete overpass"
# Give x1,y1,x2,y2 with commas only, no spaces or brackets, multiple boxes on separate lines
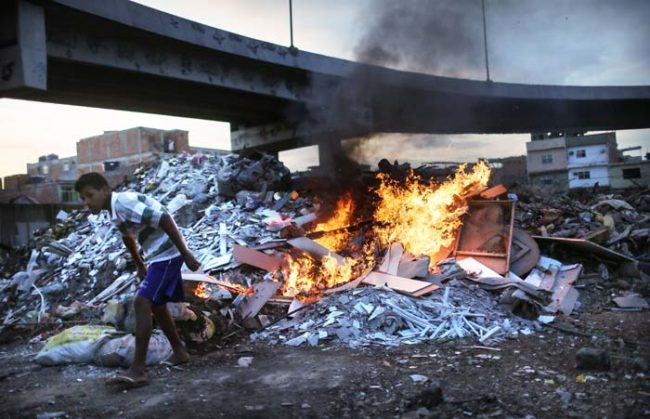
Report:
2,0,650,154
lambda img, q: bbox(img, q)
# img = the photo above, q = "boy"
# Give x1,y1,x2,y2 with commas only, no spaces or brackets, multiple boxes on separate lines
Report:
74,172,201,387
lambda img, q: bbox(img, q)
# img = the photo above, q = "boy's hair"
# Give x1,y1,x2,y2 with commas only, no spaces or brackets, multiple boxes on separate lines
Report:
74,172,110,193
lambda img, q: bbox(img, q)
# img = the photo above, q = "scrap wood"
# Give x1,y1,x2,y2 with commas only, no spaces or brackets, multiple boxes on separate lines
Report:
287,237,345,266
378,243,404,275
89,273,137,304
532,236,636,263
479,184,507,200
362,271,440,297
544,266,582,315
237,281,282,319
233,244,282,272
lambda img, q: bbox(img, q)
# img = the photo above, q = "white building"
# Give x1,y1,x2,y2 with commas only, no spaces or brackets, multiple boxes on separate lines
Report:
565,133,618,189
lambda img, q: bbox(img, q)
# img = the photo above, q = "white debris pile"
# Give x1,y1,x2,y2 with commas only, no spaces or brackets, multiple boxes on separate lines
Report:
0,152,296,331
251,282,536,348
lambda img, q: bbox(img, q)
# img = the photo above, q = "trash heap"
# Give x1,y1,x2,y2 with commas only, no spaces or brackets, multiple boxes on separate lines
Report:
252,283,535,348
514,184,650,260
0,151,297,334
1,152,648,357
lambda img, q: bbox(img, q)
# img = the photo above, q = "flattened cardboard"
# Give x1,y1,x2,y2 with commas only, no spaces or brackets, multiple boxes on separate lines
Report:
362,271,440,297
233,244,282,272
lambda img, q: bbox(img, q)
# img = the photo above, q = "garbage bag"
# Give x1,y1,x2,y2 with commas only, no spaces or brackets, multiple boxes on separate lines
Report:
94,330,173,367
34,325,117,366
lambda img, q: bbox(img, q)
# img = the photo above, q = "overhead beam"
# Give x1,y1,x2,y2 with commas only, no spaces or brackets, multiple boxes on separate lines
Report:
0,0,47,93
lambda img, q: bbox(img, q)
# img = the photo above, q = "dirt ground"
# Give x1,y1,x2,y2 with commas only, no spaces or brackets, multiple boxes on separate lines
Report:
1,308,649,419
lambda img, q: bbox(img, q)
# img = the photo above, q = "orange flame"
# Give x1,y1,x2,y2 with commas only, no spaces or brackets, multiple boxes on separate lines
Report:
312,192,355,252
373,162,491,263
279,161,490,300
193,282,211,299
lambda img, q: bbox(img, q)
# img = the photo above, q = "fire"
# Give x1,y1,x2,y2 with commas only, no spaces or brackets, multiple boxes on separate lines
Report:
373,161,491,263
192,278,254,299
193,282,211,299
312,192,356,252
279,161,490,300
281,254,354,299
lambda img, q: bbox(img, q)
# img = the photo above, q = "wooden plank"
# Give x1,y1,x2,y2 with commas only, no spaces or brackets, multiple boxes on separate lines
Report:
479,184,507,199
378,243,404,275
362,271,440,297
181,272,219,284
545,266,582,315
456,257,503,279
237,281,282,319
233,244,282,272
532,235,636,263
287,237,345,266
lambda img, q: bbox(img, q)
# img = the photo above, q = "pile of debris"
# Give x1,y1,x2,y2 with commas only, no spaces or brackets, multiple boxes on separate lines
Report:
0,152,648,359
252,283,535,348
0,151,297,335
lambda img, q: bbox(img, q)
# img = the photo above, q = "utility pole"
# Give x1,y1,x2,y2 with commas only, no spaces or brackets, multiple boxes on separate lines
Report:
289,0,294,48
482,0,491,81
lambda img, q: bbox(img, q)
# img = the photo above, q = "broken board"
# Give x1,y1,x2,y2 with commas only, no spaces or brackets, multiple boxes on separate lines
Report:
237,281,282,319
362,271,440,297
287,237,345,266
233,244,282,272
532,236,636,263
378,243,404,275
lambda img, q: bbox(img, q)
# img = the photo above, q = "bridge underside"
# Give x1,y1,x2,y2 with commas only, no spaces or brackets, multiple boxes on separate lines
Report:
1,0,649,154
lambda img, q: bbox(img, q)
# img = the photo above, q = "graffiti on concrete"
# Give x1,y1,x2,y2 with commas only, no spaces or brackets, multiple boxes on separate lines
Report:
1,61,15,81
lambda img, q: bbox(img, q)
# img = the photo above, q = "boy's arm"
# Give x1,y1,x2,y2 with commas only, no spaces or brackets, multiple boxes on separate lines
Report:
122,235,147,279
159,213,201,271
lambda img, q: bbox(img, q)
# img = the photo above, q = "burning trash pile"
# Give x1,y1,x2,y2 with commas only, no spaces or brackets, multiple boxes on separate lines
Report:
1,150,648,361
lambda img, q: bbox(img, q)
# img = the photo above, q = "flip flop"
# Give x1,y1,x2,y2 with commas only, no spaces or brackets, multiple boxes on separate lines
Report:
105,374,149,388
161,356,190,367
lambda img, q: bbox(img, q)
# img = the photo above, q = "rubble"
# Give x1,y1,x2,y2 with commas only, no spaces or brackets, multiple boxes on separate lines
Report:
251,284,535,348
0,151,648,360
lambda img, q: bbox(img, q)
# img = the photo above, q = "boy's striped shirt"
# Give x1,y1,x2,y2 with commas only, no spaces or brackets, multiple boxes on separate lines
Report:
110,192,181,264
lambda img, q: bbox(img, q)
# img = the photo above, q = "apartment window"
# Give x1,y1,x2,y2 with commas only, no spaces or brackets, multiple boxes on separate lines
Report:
541,154,553,164
541,178,554,185
40,165,49,175
574,171,590,180
623,168,641,179
576,149,586,158
63,162,70,172
61,185,79,203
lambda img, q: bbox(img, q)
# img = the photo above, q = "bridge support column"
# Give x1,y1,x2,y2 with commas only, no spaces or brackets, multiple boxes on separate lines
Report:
230,120,337,156
0,0,47,94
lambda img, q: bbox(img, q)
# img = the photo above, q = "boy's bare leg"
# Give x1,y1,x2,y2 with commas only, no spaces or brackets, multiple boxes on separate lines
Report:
126,295,153,381
152,304,190,365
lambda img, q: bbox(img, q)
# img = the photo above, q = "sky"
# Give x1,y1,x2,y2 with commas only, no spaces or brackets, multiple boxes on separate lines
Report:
1,0,649,180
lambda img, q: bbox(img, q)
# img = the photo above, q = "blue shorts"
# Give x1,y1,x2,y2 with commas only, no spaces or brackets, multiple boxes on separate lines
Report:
138,256,185,306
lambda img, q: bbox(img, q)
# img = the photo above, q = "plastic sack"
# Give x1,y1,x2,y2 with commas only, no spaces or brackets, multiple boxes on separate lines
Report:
34,325,116,366
167,302,198,321
177,309,216,344
94,330,173,367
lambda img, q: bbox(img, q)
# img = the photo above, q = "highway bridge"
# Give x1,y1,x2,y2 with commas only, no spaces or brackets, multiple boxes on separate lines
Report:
2,0,649,154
